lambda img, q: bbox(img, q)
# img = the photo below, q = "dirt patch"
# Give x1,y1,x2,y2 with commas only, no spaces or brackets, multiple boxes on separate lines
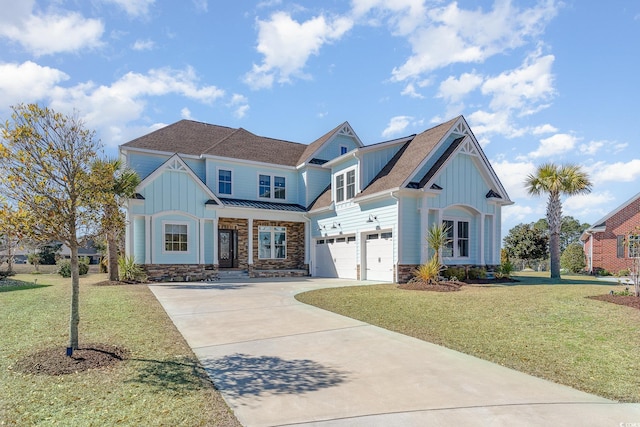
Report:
398,280,464,292
588,294,640,310
12,343,128,375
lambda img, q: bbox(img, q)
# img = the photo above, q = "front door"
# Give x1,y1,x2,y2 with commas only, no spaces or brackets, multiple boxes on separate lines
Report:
218,229,236,268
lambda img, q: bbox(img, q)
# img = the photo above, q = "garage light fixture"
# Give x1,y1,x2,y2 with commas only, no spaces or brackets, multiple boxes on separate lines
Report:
366,214,377,223
331,222,340,229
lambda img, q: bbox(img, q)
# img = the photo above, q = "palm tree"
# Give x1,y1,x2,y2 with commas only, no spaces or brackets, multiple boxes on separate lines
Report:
524,163,592,279
93,159,140,281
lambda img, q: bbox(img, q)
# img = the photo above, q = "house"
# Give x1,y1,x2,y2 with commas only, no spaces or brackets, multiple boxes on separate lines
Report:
120,115,512,282
581,192,640,274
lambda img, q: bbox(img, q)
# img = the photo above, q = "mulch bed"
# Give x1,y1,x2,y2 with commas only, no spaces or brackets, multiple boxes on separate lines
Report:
12,343,128,375
587,294,640,310
398,277,519,292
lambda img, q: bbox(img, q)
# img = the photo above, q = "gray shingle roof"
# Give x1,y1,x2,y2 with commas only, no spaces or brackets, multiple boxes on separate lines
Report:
122,120,308,166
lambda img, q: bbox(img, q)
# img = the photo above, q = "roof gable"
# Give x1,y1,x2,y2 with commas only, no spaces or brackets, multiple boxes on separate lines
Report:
584,191,640,234
138,154,220,204
297,122,363,166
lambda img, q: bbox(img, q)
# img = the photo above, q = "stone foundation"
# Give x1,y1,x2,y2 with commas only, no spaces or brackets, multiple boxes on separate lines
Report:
143,264,218,282
250,266,309,278
397,264,419,284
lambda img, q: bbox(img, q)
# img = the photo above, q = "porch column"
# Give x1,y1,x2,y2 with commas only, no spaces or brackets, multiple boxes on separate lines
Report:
479,213,485,266
199,219,205,264
145,215,151,264
248,218,253,265
213,217,218,265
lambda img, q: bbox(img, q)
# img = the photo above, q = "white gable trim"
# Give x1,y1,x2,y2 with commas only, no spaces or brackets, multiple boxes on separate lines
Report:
301,122,364,167
137,154,221,204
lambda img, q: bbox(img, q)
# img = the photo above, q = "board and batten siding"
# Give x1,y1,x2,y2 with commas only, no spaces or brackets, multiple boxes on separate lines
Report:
398,196,421,265
139,170,214,218
429,153,493,211
133,217,146,264
359,143,404,189
301,167,331,207
314,134,360,161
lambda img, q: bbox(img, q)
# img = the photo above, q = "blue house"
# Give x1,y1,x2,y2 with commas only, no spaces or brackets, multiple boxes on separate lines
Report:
120,115,512,282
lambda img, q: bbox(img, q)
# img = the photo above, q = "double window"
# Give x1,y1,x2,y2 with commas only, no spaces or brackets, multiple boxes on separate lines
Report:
164,223,188,252
442,219,469,258
259,174,286,200
218,169,232,195
258,226,286,259
335,169,356,203
617,235,640,258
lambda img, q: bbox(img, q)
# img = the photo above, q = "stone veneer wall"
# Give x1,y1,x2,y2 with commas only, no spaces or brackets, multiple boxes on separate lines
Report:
397,264,418,284
252,220,307,271
218,218,249,270
143,264,218,282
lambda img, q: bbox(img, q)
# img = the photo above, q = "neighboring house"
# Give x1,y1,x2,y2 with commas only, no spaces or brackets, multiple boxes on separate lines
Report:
120,115,512,283
581,192,640,274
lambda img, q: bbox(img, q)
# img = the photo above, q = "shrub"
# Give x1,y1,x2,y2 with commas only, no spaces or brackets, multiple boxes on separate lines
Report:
617,269,630,277
467,267,486,280
495,261,515,279
442,266,465,280
57,257,89,278
560,242,586,273
118,256,147,283
413,256,442,284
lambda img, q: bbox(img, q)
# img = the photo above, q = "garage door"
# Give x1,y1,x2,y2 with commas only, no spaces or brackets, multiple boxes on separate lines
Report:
365,231,394,282
314,236,357,279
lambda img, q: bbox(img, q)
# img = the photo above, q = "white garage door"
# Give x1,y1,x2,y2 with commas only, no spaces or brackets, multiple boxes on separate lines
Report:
365,231,394,282
314,236,357,279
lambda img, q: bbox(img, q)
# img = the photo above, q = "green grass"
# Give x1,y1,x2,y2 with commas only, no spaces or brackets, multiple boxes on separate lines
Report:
0,273,240,426
296,272,640,402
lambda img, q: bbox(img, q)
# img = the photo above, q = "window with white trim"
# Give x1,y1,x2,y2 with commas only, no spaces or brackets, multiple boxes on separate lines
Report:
164,223,188,252
258,226,286,259
629,235,640,258
442,219,469,258
259,174,286,199
218,169,232,195
335,168,356,203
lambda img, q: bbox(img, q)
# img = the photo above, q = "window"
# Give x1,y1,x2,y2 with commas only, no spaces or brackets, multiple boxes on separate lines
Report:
335,174,345,202
258,226,286,259
340,146,348,155
346,170,356,199
274,176,286,199
442,219,469,258
259,174,286,199
164,224,188,252
259,175,271,198
335,169,356,203
218,169,232,195
617,236,625,258
629,235,640,258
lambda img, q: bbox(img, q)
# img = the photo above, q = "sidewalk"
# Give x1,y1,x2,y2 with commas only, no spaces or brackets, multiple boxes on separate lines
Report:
149,278,640,426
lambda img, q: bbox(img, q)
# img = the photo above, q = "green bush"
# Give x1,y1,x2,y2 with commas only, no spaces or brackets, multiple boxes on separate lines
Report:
560,243,586,273
442,266,465,280
57,257,89,278
617,269,630,277
495,261,515,279
467,267,486,280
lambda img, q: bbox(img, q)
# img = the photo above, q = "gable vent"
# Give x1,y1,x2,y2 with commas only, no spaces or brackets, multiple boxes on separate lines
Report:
167,158,187,172
338,125,355,137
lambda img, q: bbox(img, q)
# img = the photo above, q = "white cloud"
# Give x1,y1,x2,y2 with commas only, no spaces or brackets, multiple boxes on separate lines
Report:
491,159,536,200
481,50,555,113
390,1,559,81
400,83,424,99
382,115,413,138
563,191,615,212
437,72,483,104
229,93,250,119
244,11,353,89
104,0,155,17
502,203,534,223
526,133,578,159
132,39,155,51
351,0,427,36
468,109,524,141
531,123,557,134
586,159,640,184
0,7,104,56
0,61,69,107
181,107,193,119
192,0,208,13
579,140,604,156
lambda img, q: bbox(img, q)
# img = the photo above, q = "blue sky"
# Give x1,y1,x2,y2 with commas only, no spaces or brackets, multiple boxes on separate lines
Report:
1,0,639,237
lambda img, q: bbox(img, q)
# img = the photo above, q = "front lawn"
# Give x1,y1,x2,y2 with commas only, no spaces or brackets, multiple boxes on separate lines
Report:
296,272,640,402
0,272,240,426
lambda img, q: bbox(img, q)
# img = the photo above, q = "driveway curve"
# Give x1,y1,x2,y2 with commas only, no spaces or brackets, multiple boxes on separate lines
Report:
149,278,640,426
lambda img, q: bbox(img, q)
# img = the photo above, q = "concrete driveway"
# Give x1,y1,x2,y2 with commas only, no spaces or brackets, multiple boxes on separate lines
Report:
149,278,640,426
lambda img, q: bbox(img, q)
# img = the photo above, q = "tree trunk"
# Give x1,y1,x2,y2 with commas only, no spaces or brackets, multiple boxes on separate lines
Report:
68,244,80,354
107,232,119,282
547,192,562,279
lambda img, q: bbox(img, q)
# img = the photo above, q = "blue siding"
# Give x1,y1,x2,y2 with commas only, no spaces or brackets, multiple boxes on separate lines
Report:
360,144,404,188
399,196,420,264
133,217,145,263
430,154,491,211
139,169,215,218
183,158,206,183
128,152,168,180
153,213,198,264
411,133,463,185
313,134,359,161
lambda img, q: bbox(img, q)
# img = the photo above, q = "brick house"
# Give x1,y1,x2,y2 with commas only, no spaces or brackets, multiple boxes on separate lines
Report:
581,192,640,274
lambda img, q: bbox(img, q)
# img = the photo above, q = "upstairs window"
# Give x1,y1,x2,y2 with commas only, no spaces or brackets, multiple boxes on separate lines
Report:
218,169,232,195
340,146,348,155
259,174,286,199
335,174,345,202
259,175,271,198
335,168,356,203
